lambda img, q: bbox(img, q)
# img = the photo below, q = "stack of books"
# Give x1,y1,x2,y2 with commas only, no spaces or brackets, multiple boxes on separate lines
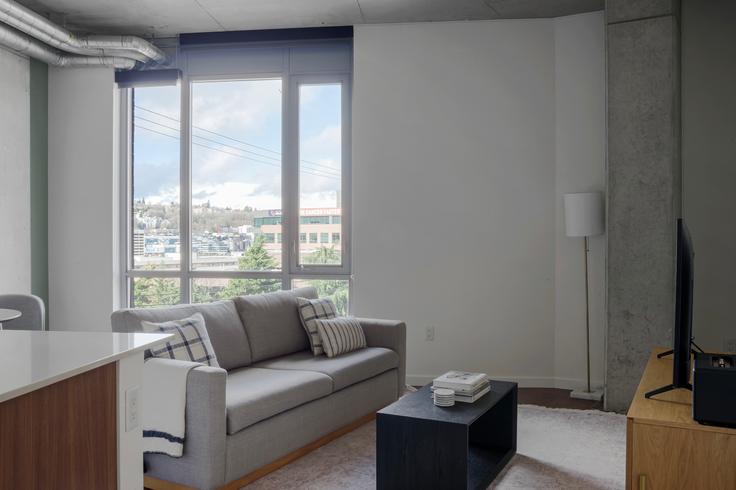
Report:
432,371,490,403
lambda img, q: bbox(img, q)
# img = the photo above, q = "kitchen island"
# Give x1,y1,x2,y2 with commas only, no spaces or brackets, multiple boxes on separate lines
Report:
0,330,171,490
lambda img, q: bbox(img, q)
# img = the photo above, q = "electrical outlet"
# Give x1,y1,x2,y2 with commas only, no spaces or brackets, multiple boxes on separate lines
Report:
425,326,436,341
724,339,736,354
125,386,140,432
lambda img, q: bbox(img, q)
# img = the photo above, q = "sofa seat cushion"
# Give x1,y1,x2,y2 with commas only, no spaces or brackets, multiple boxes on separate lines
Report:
253,347,399,392
226,367,332,434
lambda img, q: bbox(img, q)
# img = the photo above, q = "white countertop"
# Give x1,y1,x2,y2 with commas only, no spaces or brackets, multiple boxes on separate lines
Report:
0,330,172,403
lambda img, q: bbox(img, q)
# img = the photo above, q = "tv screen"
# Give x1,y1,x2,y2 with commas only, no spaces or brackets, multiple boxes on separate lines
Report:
673,219,695,387
645,219,695,399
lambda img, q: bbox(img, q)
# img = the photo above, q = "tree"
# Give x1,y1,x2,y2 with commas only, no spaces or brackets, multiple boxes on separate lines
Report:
302,246,340,265
220,236,281,298
191,238,280,302
133,276,179,307
311,279,349,315
299,247,348,313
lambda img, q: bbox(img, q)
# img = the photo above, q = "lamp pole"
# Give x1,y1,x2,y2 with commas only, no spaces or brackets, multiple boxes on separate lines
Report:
584,235,591,393
564,191,604,402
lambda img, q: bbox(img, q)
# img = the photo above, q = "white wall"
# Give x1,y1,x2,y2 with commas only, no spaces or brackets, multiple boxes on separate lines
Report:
0,47,31,294
352,14,605,387
682,0,736,353
48,67,119,331
553,12,606,388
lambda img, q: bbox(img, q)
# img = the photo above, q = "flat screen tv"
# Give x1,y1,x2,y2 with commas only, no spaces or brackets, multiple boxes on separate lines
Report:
645,218,698,399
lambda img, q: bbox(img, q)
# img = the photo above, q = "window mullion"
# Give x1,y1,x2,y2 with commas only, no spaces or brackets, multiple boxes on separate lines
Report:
284,73,299,286
119,88,133,309
180,76,192,303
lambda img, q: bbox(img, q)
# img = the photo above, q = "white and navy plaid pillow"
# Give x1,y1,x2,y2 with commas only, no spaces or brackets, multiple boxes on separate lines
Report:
298,297,338,356
141,313,219,367
315,317,366,358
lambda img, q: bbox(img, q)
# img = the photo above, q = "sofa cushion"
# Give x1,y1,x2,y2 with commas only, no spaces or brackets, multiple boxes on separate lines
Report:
315,317,367,358
253,347,399,391
225,367,332,434
234,287,318,362
297,297,338,356
141,313,219,366
111,300,251,370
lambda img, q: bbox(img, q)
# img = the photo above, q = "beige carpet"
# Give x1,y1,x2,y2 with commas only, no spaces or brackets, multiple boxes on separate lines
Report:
244,405,626,490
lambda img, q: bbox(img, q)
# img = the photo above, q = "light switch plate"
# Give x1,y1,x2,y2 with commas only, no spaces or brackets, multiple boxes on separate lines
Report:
125,386,140,432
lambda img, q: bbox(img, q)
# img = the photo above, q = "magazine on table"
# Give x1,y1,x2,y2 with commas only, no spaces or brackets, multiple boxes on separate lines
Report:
433,371,489,391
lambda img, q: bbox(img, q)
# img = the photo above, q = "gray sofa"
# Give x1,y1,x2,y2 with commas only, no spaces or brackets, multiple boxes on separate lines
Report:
111,287,406,490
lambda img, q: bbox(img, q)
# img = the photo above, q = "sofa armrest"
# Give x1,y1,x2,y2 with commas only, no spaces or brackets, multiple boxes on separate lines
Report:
145,365,228,490
356,318,406,398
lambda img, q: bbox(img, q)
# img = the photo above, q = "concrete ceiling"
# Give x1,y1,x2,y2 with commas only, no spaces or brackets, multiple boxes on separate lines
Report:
16,0,603,38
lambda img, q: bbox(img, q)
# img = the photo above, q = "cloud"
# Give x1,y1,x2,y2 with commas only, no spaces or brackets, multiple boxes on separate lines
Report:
300,190,340,209
142,185,180,205
134,85,181,120
191,181,281,210
133,80,342,211
192,79,282,136
192,189,216,200
302,124,341,166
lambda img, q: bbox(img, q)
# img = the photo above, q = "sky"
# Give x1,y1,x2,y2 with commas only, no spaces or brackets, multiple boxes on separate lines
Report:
132,78,342,211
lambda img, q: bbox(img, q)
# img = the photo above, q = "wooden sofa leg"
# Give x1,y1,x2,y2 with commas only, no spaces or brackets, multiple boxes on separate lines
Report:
144,475,197,490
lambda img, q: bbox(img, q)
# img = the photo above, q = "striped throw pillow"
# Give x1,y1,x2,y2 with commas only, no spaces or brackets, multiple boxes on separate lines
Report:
141,313,219,367
297,297,338,356
315,317,367,358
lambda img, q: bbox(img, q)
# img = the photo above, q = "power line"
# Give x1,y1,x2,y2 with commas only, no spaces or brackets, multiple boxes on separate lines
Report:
134,115,341,178
134,105,341,174
134,123,340,180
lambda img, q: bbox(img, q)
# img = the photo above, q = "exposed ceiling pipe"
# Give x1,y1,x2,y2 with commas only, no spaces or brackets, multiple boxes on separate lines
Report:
0,0,165,64
0,22,136,69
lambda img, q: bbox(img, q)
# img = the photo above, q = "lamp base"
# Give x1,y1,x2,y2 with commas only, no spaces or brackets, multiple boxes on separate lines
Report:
570,389,604,401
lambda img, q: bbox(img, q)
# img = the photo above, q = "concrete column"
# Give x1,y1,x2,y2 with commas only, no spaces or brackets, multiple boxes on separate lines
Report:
605,0,681,412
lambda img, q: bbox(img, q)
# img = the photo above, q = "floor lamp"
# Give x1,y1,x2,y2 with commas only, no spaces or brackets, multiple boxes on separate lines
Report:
564,192,605,401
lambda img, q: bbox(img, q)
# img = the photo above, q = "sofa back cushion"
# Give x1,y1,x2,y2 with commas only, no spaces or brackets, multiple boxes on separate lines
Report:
110,300,251,370
234,287,318,362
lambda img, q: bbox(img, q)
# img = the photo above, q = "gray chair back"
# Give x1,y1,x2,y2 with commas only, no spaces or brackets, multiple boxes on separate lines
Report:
0,294,46,330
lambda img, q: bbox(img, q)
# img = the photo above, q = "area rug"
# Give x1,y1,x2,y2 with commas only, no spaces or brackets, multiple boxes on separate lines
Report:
243,405,626,490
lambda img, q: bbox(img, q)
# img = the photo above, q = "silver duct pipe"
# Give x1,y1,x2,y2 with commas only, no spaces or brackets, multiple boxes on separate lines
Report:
0,22,136,69
0,0,165,63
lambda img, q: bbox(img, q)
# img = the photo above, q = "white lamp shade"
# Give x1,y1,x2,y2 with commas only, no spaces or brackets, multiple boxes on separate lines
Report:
564,192,605,237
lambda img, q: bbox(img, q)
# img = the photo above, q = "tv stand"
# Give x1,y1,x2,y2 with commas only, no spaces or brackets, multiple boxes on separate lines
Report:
627,348,736,489
644,382,692,399
655,339,704,359
645,339,703,398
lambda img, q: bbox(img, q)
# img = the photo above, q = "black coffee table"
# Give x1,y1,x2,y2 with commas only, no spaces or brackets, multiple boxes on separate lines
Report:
376,381,517,490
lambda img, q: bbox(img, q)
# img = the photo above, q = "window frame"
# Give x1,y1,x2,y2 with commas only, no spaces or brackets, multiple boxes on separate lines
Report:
119,69,352,308
288,73,352,276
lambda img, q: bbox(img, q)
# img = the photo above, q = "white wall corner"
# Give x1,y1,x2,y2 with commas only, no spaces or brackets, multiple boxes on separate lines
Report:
48,66,118,331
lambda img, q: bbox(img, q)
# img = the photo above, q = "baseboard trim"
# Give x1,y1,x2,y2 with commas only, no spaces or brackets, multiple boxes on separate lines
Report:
406,374,605,391
144,412,377,490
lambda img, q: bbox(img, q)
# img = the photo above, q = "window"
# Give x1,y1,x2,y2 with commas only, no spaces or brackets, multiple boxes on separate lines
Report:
190,79,282,272
297,83,344,267
130,85,181,273
121,65,351,309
